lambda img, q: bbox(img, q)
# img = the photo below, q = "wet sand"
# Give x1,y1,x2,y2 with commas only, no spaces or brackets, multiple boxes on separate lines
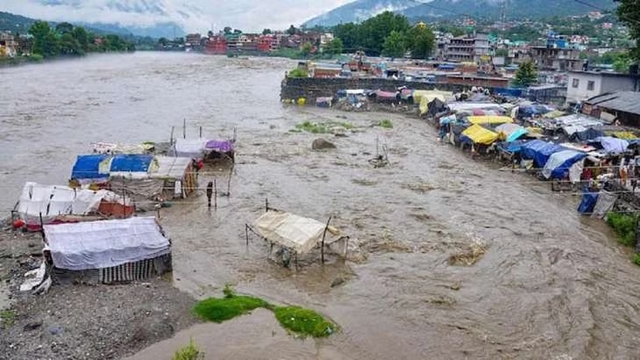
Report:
1,52,640,359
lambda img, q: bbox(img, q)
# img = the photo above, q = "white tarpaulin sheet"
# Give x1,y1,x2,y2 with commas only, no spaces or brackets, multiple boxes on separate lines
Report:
592,191,618,219
44,217,171,271
171,139,207,158
254,211,328,254
17,182,126,226
152,156,191,180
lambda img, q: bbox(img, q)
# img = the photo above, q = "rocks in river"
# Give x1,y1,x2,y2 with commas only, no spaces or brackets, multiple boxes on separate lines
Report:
312,138,336,150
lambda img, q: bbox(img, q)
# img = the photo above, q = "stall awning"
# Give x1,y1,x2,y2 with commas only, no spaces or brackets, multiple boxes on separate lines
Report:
467,116,513,125
461,124,499,145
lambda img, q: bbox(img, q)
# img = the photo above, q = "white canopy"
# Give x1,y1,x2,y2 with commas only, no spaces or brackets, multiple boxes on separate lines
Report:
17,182,127,226
44,216,171,271
171,139,207,158
254,211,331,254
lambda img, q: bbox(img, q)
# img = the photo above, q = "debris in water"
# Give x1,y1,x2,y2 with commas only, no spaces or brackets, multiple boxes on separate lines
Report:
351,178,378,186
448,240,487,266
312,138,336,150
425,295,456,305
403,182,438,193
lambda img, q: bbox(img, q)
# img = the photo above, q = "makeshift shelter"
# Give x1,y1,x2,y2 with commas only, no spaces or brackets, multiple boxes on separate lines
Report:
15,182,133,231
71,154,110,184
151,156,197,199
588,136,630,154
569,127,605,142
466,116,513,125
541,150,587,180
461,124,499,145
495,123,527,142
520,140,567,167
368,90,398,103
204,139,235,163
170,139,207,159
422,97,447,117
43,217,172,284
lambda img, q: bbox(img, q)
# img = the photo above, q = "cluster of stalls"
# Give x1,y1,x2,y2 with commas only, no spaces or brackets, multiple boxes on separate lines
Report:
15,135,236,291
316,88,455,112
424,96,640,214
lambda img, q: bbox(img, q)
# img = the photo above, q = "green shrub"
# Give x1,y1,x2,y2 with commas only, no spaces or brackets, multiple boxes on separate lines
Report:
273,306,336,338
193,292,269,323
633,254,640,266
379,119,393,129
172,339,204,360
0,310,15,328
606,211,637,247
288,68,308,78
28,54,44,62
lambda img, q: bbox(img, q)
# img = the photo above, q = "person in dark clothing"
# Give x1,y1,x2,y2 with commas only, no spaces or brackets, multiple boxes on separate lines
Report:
206,181,213,208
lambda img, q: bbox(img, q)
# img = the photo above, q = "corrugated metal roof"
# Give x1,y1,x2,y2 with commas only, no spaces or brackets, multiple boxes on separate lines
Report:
586,91,640,116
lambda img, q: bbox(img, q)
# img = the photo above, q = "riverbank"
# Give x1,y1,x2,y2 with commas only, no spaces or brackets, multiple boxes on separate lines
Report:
0,224,198,360
0,51,135,69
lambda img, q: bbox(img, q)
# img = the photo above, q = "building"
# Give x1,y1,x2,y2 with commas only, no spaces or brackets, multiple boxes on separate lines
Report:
583,91,640,127
528,46,582,71
566,70,640,105
0,32,18,57
444,34,490,63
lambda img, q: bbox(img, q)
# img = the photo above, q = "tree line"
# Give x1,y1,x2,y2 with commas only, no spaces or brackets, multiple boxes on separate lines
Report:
28,21,135,59
332,12,435,59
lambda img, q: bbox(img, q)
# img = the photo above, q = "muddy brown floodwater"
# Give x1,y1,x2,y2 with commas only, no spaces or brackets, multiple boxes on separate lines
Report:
2,52,640,359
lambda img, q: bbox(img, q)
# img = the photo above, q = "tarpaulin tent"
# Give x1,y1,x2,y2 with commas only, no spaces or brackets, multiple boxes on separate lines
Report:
466,116,513,125
495,123,528,142
520,140,567,167
589,136,630,154
461,124,499,145
541,150,587,180
423,98,447,117
171,139,207,158
71,154,109,182
254,211,338,255
109,154,154,173
569,128,605,142
44,216,171,271
578,192,598,214
418,91,452,115
497,140,527,154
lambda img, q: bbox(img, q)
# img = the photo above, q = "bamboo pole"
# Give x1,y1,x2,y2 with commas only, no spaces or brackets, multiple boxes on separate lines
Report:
214,178,217,210
170,126,174,145
320,216,332,264
199,126,202,138
183,119,186,139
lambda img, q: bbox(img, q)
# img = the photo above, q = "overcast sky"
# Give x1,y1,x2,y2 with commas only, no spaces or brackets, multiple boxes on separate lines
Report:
1,0,354,33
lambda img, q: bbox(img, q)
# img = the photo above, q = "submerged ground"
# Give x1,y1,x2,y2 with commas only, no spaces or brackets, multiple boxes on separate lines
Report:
1,52,640,359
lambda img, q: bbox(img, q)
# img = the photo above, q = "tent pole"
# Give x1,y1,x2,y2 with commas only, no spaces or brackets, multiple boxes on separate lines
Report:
265,198,269,212
226,165,233,197
122,177,126,218
183,118,186,139
199,126,202,138
321,216,332,264
245,224,249,247
39,212,45,241
214,178,217,210
170,126,174,145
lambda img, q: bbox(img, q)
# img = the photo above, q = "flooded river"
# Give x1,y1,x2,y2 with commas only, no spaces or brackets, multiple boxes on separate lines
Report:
2,52,640,359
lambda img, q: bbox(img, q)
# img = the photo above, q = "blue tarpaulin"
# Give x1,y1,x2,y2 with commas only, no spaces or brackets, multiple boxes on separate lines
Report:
497,140,527,153
520,140,567,168
71,154,108,180
493,88,523,97
110,154,154,173
578,192,599,214
542,150,587,180
590,136,630,154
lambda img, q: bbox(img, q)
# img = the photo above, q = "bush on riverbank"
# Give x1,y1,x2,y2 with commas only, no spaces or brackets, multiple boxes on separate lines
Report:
288,68,308,78
293,120,353,134
606,211,636,247
172,339,204,360
192,285,337,338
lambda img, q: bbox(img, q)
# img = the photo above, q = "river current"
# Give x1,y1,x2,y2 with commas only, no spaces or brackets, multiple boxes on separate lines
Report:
1,52,640,359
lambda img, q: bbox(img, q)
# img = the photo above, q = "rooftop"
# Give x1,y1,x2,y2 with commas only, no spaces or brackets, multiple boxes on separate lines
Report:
586,91,640,116
568,70,637,78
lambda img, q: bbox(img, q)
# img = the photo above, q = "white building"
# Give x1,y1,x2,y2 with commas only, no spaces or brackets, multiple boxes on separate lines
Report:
566,70,639,105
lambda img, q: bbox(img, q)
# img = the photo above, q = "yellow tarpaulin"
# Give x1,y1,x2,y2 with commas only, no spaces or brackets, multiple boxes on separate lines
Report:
467,116,513,125
609,131,637,140
462,124,499,145
544,110,566,119
417,90,453,115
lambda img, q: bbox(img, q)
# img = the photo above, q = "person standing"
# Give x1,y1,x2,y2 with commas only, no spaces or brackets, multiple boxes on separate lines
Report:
206,181,213,208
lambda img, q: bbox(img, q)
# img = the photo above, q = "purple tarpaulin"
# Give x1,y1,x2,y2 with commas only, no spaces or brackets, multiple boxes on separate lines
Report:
205,140,234,153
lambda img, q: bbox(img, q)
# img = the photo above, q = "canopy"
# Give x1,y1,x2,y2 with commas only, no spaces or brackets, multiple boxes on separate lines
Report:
153,156,192,180
44,216,171,271
497,140,527,154
17,182,128,226
495,123,527,142
461,124,499,145
593,136,629,154
569,128,604,142
205,140,234,153
542,150,587,180
171,139,207,158
110,154,154,173
521,140,567,167
467,116,513,125
254,211,334,254
71,154,109,181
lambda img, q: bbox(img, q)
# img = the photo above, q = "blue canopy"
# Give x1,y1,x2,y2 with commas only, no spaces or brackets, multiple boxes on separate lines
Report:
110,154,154,172
520,140,567,168
578,192,598,215
542,150,587,180
497,140,527,154
71,154,108,180
588,136,630,154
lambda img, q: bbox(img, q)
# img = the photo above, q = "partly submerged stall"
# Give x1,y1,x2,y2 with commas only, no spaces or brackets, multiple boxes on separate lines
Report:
171,138,235,163
15,182,133,231
520,140,568,168
461,124,499,145
43,216,172,284
541,150,587,181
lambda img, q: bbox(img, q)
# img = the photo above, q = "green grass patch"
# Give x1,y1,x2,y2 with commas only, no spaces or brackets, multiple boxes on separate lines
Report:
606,211,637,247
273,306,336,338
172,339,204,360
0,310,15,328
288,68,308,78
193,285,337,338
294,121,353,134
378,119,393,129
633,254,640,266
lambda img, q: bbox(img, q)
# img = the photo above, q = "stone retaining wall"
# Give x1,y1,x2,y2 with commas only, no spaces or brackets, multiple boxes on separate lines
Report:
279,77,501,102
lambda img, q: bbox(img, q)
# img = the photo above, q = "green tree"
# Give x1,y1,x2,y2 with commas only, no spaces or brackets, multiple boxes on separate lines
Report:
223,27,232,34
58,33,81,55
513,60,538,87
333,22,360,52
300,42,313,57
29,21,58,58
55,22,74,35
617,0,640,61
323,38,343,55
382,30,406,58
72,27,90,52
612,52,632,73
406,24,435,60
360,11,410,55
262,28,272,35
287,25,297,35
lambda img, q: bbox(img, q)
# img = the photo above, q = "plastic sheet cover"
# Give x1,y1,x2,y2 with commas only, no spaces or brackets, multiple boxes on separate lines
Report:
542,150,587,180
521,140,567,167
461,124,499,145
255,211,331,254
44,217,171,271
171,139,207,158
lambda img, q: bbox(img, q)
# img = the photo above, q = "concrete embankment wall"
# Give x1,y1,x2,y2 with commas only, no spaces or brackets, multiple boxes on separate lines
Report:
279,77,498,102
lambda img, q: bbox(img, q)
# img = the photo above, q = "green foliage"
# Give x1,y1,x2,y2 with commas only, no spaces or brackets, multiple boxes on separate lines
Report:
379,119,393,129
287,25,298,36
406,24,435,59
294,121,353,133
633,254,640,267
273,306,336,338
172,339,204,360
0,310,15,328
288,68,308,78
193,292,269,323
300,42,313,57
222,283,235,298
617,0,640,61
513,60,538,87
323,38,343,55
333,11,410,55
606,211,637,247
382,30,406,58
27,54,43,62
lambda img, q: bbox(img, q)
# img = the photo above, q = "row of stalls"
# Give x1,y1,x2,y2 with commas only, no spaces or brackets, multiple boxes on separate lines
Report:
424,95,640,217
16,134,236,292
317,88,454,113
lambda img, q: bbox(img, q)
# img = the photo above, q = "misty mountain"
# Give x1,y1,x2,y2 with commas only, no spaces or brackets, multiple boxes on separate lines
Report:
305,0,617,27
